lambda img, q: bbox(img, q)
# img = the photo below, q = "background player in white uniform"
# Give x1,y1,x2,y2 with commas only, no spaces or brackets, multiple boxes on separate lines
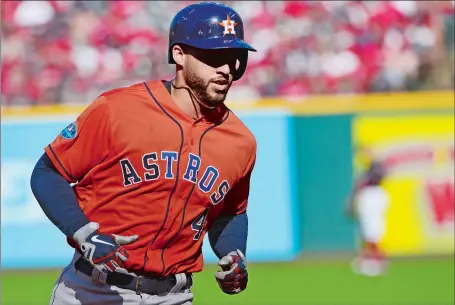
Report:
347,160,390,276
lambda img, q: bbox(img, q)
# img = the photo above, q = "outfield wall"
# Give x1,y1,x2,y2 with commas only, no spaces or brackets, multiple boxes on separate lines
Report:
1,91,453,268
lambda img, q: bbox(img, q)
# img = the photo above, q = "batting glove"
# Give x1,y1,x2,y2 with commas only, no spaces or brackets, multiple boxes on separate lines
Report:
73,222,138,273
214,249,248,295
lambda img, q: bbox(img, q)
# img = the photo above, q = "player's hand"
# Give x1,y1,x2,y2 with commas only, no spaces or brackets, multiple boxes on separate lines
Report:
214,249,248,295
73,222,138,273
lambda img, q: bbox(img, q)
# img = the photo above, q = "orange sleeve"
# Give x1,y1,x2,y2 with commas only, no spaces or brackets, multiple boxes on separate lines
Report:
221,151,256,216
44,96,110,183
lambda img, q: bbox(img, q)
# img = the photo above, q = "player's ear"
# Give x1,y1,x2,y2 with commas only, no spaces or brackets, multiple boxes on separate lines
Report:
172,45,186,67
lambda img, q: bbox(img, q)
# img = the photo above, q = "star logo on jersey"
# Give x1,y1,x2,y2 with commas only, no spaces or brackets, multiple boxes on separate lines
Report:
218,15,237,36
61,122,77,139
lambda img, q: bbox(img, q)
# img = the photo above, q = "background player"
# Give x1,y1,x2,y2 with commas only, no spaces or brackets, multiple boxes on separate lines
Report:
346,149,390,277
30,2,256,304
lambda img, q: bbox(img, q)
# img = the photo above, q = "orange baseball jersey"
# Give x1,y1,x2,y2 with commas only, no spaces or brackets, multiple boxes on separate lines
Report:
44,81,256,276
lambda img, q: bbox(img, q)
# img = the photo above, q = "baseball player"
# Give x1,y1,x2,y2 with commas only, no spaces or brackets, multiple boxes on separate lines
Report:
30,2,256,304
347,159,390,277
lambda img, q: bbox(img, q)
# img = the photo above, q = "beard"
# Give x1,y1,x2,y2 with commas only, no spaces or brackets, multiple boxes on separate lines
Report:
183,66,230,108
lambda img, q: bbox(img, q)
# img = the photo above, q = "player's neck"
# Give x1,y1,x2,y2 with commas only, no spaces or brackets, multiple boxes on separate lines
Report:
170,77,213,120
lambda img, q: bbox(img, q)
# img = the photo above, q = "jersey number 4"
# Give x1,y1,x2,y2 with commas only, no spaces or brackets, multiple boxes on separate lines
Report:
192,208,209,241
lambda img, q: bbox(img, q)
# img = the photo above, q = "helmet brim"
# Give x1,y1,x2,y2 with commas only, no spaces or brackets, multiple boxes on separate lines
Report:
184,37,257,52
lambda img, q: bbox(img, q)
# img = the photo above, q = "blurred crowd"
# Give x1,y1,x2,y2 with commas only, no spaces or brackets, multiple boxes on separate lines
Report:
1,1,454,106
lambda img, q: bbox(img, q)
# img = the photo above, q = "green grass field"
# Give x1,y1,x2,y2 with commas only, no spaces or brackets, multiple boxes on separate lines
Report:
2,256,453,305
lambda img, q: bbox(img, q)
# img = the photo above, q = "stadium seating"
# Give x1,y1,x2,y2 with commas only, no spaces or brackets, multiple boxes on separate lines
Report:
1,0,454,105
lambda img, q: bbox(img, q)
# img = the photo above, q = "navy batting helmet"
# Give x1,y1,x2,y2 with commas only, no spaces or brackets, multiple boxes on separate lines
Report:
168,2,256,81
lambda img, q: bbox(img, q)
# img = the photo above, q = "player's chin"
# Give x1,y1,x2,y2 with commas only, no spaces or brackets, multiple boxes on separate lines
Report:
207,90,227,105
211,94,227,106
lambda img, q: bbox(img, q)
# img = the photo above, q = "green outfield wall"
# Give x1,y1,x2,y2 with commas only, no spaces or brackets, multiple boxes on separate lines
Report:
293,114,356,252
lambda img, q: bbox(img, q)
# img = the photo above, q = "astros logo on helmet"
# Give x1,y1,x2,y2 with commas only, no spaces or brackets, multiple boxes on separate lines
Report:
218,15,237,36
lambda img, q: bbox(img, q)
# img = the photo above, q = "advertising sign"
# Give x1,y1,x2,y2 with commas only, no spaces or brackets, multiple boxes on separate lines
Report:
353,114,454,255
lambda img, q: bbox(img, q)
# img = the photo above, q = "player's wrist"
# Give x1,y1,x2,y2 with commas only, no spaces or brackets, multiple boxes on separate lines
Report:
73,222,100,246
228,249,247,263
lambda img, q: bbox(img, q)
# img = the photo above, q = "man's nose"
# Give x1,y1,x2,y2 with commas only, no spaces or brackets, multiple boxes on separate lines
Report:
216,63,231,76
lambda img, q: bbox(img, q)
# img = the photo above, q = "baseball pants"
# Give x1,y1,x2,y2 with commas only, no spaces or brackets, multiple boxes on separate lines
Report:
356,185,389,243
49,252,194,305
